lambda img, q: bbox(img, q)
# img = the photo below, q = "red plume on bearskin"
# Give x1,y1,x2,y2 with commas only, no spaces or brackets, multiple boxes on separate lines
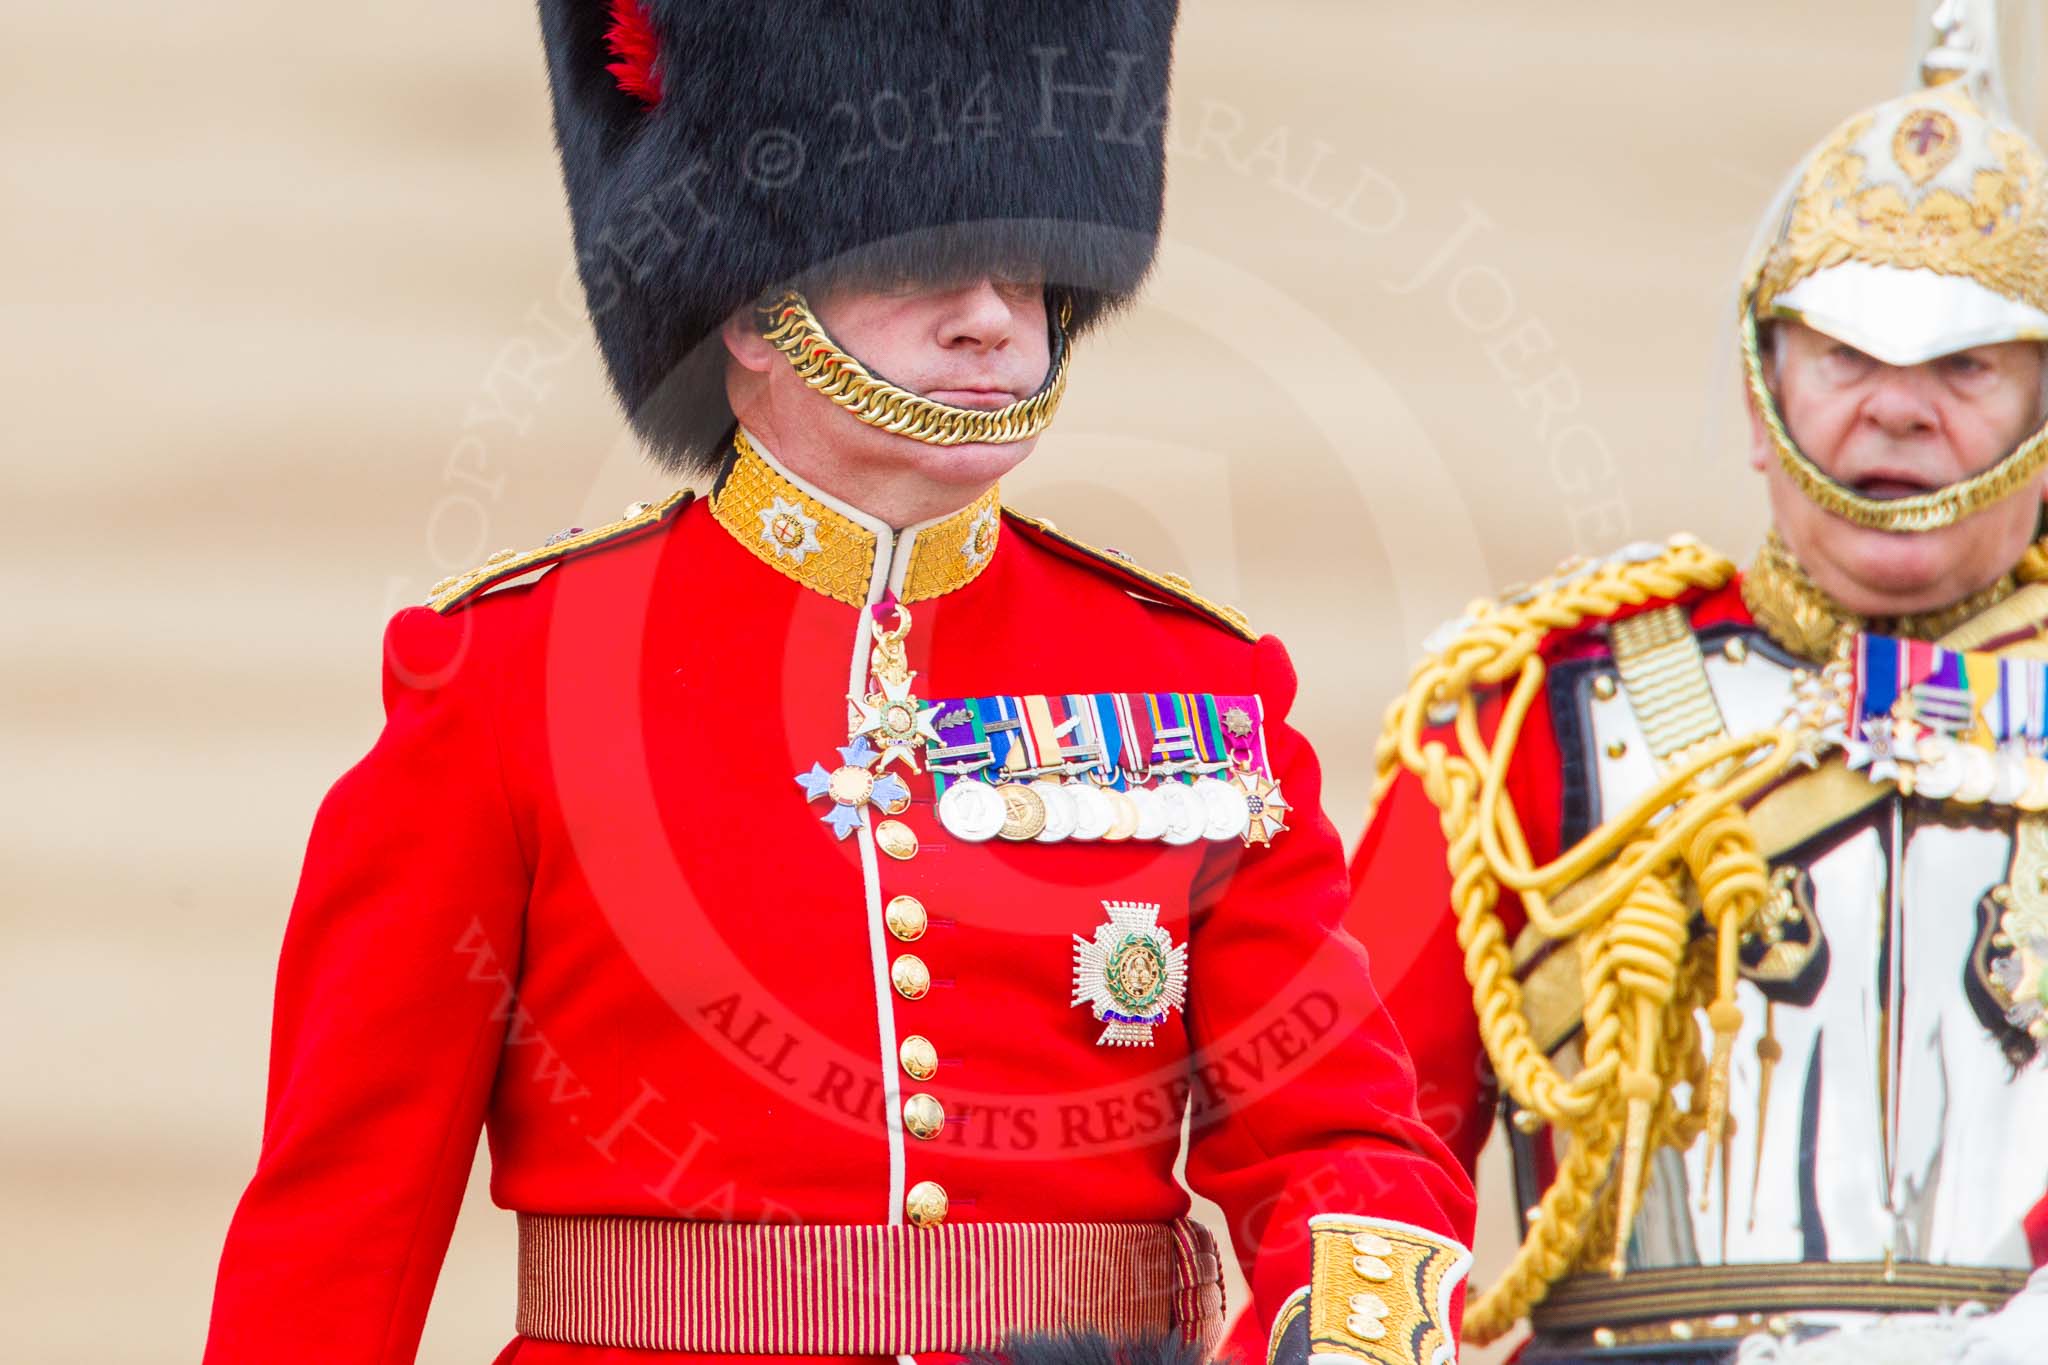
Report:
604,0,662,106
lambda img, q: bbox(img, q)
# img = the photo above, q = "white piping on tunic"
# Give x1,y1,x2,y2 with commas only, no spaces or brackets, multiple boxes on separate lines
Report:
879,543,920,1365
738,429,977,1234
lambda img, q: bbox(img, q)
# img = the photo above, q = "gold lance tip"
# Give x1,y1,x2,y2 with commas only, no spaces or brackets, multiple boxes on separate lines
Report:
1696,995,1745,1212
1611,1001,1663,1280
1747,1003,1783,1233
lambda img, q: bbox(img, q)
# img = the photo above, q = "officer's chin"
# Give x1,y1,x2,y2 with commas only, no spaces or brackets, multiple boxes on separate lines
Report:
919,436,1042,495
1805,514,1994,615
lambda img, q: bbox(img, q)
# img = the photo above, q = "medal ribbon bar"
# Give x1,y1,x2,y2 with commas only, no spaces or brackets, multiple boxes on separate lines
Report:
922,691,1282,845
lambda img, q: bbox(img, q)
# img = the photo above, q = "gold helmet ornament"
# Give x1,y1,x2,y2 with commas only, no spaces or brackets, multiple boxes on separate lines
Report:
1743,0,2048,533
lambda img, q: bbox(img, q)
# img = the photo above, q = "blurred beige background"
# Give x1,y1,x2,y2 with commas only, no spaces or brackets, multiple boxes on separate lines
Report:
0,1,1985,1360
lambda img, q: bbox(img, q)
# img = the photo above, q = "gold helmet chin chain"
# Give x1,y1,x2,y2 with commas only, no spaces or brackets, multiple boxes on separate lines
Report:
1741,288,2048,534
756,288,1072,446
1369,538,1814,1343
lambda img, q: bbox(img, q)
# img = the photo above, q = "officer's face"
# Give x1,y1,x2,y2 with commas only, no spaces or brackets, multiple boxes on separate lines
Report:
724,275,1052,527
1752,320,2048,616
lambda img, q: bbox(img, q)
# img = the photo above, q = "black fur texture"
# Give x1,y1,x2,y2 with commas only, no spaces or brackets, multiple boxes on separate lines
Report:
967,1331,1217,1365
535,0,1181,471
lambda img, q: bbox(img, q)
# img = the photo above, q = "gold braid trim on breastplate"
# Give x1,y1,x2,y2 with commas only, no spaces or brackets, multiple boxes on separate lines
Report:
1371,536,1831,1343
1740,528,2037,663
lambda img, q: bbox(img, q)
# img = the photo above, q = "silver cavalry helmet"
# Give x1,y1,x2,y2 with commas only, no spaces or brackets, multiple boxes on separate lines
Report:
1741,0,2048,533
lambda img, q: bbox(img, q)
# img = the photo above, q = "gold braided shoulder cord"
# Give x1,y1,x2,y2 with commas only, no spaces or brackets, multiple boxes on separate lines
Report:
758,290,1071,447
1370,539,1813,1343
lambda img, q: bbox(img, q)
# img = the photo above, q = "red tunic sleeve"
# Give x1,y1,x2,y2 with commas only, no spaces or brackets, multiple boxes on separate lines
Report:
1181,633,1477,1339
204,605,532,1363
1344,664,1564,1178
1347,765,1501,1176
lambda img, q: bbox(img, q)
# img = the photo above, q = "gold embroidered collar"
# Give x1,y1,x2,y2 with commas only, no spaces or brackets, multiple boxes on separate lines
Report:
1741,528,2037,662
707,429,1002,607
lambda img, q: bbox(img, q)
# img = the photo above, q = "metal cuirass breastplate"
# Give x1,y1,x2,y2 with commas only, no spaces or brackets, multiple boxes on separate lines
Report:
1514,612,2048,1276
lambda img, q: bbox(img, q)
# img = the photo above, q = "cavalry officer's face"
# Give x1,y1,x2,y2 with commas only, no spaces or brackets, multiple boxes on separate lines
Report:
1754,320,2048,616
732,273,1053,522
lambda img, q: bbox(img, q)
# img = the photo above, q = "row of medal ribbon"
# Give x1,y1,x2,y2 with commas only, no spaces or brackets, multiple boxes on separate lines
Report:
1839,631,2048,806
923,691,1274,845
1841,638,2048,1042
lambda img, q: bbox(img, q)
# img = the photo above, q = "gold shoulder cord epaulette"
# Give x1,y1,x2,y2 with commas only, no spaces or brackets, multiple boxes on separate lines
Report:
1002,509,1257,642
426,490,696,615
1366,534,1825,1344
1366,535,1729,820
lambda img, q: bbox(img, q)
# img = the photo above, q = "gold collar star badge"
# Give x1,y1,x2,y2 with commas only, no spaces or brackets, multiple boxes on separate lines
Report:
960,504,1000,570
758,496,822,565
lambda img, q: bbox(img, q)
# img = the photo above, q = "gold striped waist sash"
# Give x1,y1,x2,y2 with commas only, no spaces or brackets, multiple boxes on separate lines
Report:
516,1213,1226,1354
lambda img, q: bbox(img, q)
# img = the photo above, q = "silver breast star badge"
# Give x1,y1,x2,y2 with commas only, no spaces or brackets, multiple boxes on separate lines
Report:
1072,900,1188,1046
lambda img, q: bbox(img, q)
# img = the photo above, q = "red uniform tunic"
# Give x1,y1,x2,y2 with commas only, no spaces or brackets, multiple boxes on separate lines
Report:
205,440,1473,1363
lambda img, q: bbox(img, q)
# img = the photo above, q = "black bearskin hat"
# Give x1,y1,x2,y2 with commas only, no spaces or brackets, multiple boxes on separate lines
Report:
536,0,1181,473
967,1331,1214,1365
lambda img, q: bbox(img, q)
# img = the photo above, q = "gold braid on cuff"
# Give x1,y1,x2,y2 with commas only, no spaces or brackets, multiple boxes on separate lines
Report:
1268,1216,1470,1365
1741,285,2048,533
757,288,1071,447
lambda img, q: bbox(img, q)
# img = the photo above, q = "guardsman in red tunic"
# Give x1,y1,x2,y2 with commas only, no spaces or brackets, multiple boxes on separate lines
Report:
202,3,1474,1361
1348,7,2048,1364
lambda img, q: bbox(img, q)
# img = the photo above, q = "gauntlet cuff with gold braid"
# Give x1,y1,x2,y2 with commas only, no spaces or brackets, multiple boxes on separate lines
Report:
1265,1218,1470,1365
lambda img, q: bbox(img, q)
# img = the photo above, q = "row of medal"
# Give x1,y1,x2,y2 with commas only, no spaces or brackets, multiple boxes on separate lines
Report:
934,767,1265,844
799,603,1288,848
1823,631,2048,807
1821,639,2048,1040
924,691,1290,846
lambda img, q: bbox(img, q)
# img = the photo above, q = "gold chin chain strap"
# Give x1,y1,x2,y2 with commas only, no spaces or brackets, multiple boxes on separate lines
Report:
1740,528,2040,663
757,289,1071,447
1369,538,1810,1344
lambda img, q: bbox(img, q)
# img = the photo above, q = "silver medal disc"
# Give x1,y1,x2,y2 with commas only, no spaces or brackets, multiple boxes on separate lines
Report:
1156,781,1204,846
1193,775,1252,842
1994,747,2030,805
1957,743,1997,804
1031,777,1078,843
937,777,1005,842
1912,734,1962,800
1067,781,1113,841
1127,783,1168,841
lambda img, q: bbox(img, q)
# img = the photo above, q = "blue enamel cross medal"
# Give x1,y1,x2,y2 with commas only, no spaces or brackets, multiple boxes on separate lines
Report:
796,737,911,839
794,600,938,839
